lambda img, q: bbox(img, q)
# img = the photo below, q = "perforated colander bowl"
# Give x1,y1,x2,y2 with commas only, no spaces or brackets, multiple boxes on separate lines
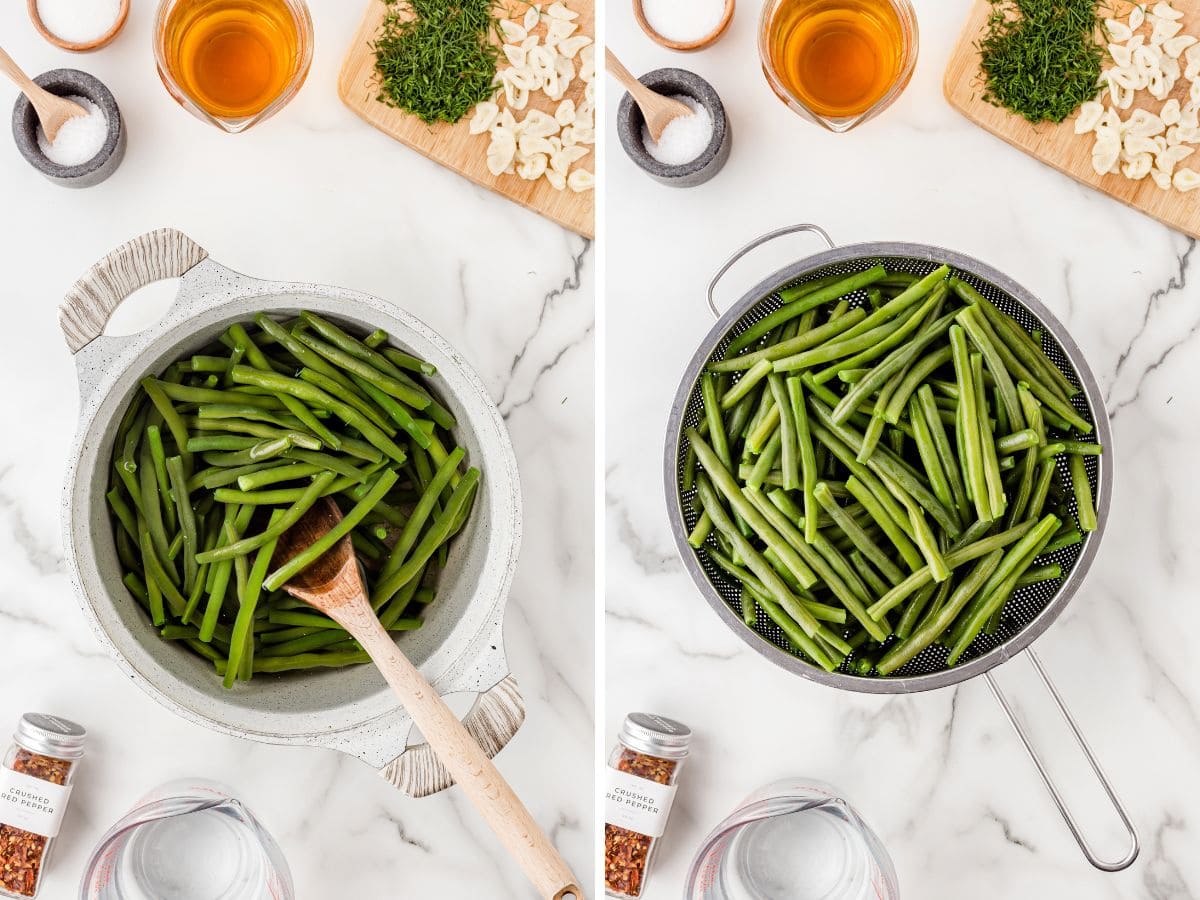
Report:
664,226,1137,871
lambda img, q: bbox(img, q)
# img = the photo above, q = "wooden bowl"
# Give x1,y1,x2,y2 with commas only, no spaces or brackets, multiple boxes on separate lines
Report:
633,0,735,52
27,0,131,52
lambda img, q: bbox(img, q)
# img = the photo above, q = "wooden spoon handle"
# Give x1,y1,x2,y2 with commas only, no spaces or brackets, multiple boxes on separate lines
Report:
0,46,43,99
604,48,655,108
354,618,584,899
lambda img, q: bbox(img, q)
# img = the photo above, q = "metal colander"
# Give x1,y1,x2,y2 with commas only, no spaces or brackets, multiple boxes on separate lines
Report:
664,226,1136,870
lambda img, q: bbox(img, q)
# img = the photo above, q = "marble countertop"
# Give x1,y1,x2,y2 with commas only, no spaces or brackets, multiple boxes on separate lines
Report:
0,3,593,897
605,2,1199,898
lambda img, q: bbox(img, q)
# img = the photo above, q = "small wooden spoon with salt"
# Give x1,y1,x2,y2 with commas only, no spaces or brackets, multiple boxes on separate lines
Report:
274,497,584,900
605,47,693,141
0,45,86,142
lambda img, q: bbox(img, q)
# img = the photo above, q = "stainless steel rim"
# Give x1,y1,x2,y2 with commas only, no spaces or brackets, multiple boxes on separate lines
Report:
665,241,1113,695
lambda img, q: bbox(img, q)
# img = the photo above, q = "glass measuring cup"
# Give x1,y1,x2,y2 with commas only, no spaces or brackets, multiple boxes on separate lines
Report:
685,778,899,900
154,0,313,133
79,779,294,900
758,0,918,133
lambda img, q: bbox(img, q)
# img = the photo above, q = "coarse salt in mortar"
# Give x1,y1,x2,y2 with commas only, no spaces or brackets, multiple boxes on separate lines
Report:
36,0,122,45
641,0,725,44
37,96,108,167
642,95,713,166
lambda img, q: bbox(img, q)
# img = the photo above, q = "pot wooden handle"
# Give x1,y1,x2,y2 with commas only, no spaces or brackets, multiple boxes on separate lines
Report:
355,622,583,899
380,674,526,798
59,227,208,352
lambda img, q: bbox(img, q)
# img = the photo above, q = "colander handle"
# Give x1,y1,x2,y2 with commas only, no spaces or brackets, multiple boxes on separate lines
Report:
58,228,209,353
706,224,836,317
378,674,526,798
987,650,1139,872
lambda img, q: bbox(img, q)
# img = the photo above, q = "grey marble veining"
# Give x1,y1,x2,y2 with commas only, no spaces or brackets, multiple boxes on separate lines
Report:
0,3,593,897
606,2,1200,897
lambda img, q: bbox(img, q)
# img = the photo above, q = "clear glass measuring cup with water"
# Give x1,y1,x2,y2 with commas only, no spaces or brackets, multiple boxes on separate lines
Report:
685,778,899,900
79,779,294,900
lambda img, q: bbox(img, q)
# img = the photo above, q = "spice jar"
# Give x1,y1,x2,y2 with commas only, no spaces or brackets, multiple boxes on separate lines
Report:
604,713,691,898
0,714,86,898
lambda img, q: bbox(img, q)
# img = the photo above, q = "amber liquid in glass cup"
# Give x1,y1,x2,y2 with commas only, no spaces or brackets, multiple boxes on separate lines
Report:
760,0,917,132
155,0,313,133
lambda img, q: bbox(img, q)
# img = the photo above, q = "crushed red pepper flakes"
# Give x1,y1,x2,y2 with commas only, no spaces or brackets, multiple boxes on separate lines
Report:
0,750,73,898
604,749,678,898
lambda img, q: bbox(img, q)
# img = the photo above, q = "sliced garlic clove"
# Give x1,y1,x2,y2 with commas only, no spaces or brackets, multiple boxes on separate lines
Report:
547,19,579,43
1173,166,1200,190
517,153,548,180
1162,97,1182,125
1106,19,1133,42
555,98,577,127
545,168,567,190
1122,152,1154,179
470,101,500,135
568,169,594,192
1075,101,1105,133
1163,34,1197,58
487,133,517,176
546,2,579,20
558,35,593,59
499,20,527,43
1151,17,1183,45
1151,167,1173,188
524,5,541,31
1154,1,1183,20
1129,3,1146,31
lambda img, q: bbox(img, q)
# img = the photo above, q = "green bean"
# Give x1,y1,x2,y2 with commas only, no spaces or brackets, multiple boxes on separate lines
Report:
726,267,887,355
974,353,1007,519
946,516,1060,664
215,650,373,675
381,346,439,376
701,375,733,470
146,426,175,531
866,521,1036,619
380,447,465,579
907,396,955,519
138,440,176,582
229,367,407,464
352,374,433,449
708,309,867,373
187,416,322,451
812,483,904,584
721,360,774,410
141,379,192,470
952,279,1078,400
263,470,400,591
881,346,954,424
877,550,1004,674
165,456,199,594
951,326,991,521
1060,441,1102,456
369,469,482,605
196,472,336,563
1069,453,1097,532
295,330,430,409
813,287,948,385
956,304,1025,431
1016,564,1061,587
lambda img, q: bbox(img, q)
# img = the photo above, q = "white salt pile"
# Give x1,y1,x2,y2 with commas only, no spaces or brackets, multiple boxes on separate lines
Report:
37,96,108,167
36,0,122,45
641,0,726,44
642,96,714,167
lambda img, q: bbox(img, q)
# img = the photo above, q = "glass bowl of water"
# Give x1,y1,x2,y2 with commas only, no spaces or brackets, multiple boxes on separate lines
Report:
79,779,294,900
685,778,899,900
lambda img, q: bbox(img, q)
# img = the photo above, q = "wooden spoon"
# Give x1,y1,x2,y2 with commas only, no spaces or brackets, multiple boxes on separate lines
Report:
605,48,695,142
274,498,584,900
0,46,87,142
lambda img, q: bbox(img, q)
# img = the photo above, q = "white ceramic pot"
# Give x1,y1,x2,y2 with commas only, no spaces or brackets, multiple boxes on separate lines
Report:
60,229,525,797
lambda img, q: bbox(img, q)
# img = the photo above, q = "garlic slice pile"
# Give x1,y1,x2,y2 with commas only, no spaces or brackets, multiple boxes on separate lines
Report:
471,2,595,193
1078,2,1200,191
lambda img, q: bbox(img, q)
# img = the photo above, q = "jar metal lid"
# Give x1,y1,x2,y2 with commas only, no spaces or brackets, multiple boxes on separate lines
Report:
15,713,87,760
620,712,691,759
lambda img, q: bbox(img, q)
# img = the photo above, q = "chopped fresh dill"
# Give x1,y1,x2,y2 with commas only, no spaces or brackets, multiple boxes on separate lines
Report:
977,0,1106,124
374,0,500,125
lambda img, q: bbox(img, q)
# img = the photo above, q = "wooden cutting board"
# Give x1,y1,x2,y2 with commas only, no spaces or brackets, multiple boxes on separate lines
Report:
338,1,595,239
945,0,1200,239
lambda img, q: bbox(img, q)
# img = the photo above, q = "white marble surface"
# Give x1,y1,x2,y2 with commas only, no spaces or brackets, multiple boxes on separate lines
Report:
605,2,1200,897
0,3,593,897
